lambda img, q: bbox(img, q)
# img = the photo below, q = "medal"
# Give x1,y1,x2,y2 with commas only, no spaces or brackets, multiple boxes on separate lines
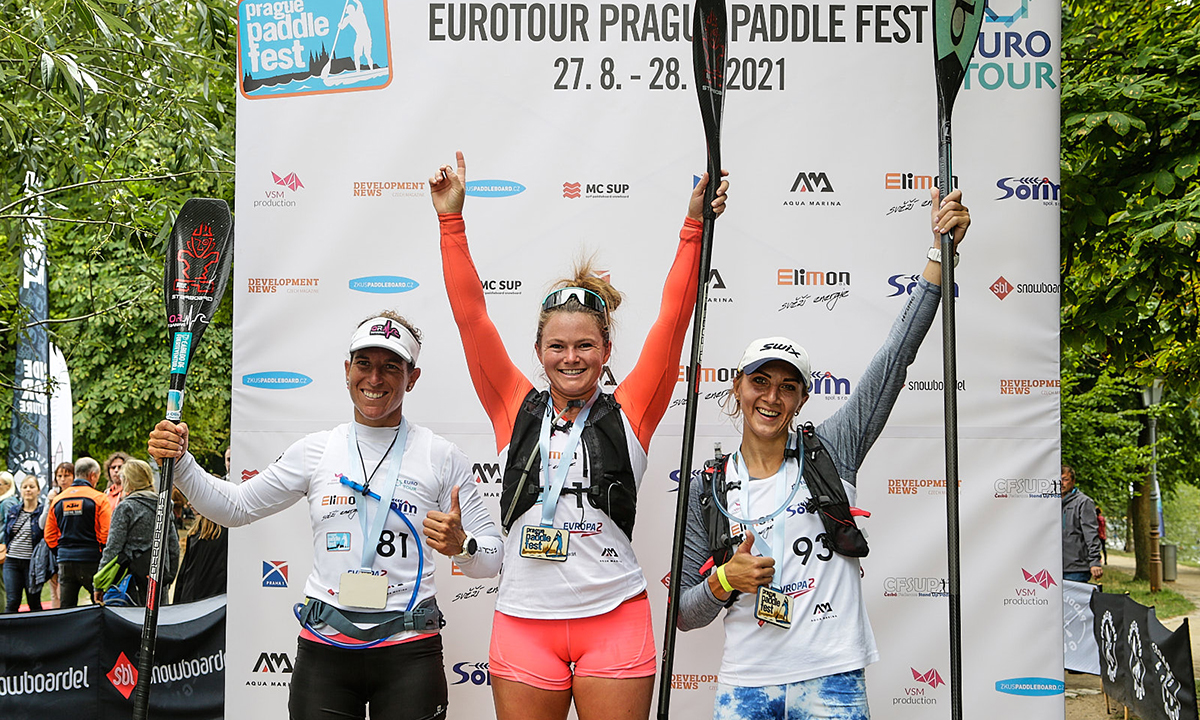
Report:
519,525,570,561
339,569,387,609
754,586,793,628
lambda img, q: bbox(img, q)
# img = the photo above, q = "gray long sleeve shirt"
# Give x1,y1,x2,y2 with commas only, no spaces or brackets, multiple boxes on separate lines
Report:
678,275,942,632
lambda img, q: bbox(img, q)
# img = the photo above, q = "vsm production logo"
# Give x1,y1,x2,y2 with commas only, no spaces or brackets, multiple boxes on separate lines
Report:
562,181,630,199
966,0,1057,91
256,171,304,209
996,176,1059,205
892,667,945,707
990,275,1058,301
238,0,392,99
1003,568,1056,607
777,267,851,312
994,477,1059,499
784,171,839,207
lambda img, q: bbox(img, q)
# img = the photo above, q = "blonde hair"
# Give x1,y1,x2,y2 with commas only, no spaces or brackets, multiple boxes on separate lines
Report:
121,459,156,494
538,257,623,346
188,513,226,541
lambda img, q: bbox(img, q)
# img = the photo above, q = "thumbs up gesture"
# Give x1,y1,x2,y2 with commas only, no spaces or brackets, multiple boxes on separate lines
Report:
424,484,467,556
715,529,775,598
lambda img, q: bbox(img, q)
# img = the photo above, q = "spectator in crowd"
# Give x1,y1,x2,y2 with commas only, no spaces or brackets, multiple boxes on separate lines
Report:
174,511,227,603
45,457,112,607
224,447,232,482
1096,505,1108,565
0,471,14,503
42,462,77,608
2,476,47,612
95,459,179,606
1061,465,1103,582
0,470,18,608
103,452,130,512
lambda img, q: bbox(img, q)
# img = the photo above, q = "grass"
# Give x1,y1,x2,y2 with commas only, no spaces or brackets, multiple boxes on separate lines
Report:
1098,563,1196,619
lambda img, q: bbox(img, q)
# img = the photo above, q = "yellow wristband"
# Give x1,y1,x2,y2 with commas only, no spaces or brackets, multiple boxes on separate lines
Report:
715,564,734,594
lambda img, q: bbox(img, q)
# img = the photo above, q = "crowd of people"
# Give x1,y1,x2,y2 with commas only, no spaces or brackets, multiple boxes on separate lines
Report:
0,450,229,612
4,155,976,720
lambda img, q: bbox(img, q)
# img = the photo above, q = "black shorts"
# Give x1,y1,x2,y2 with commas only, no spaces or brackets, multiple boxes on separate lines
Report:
289,634,448,720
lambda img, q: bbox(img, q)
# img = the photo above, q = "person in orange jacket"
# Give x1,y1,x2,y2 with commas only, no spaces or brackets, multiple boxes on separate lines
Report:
45,456,111,607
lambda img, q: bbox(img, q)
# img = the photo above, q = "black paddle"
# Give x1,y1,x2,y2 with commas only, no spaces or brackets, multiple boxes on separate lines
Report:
658,2,726,717
132,199,234,720
932,1,983,718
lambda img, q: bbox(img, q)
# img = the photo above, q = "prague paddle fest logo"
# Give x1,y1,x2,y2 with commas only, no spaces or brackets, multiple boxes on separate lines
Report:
239,0,392,99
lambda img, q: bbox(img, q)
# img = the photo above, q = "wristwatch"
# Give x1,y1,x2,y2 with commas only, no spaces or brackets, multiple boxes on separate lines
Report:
927,246,960,267
453,532,478,562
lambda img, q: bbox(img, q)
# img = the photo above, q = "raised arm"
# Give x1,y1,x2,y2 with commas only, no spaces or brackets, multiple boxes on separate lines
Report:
432,152,533,451
615,171,728,451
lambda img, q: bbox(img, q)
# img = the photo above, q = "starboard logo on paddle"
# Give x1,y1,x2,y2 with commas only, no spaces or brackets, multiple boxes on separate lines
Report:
238,0,392,99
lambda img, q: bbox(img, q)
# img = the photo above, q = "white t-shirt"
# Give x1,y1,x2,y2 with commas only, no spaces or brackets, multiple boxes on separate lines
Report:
494,409,648,619
717,455,878,685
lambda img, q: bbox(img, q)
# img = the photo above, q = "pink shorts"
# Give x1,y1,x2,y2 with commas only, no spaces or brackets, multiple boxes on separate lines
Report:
489,592,657,691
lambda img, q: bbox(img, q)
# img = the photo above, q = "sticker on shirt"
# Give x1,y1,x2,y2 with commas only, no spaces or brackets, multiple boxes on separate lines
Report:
755,586,793,629
326,532,352,552
520,525,569,562
62,499,84,516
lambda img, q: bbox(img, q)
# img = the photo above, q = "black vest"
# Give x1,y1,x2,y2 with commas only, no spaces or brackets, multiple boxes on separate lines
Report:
500,389,639,540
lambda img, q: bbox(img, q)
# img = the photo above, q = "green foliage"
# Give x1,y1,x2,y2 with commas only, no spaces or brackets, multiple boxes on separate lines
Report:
1163,484,1200,565
1059,0,1200,389
1098,559,1196,619
0,0,236,474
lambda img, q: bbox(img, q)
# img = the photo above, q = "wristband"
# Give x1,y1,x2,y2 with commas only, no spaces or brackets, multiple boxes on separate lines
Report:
715,564,734,594
927,246,960,267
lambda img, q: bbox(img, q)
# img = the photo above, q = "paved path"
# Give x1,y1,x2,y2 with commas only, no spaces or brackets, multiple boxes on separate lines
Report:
1065,552,1200,719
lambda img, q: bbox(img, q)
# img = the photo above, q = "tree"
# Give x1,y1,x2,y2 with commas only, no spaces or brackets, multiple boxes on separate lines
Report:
1060,0,1200,389
0,0,237,473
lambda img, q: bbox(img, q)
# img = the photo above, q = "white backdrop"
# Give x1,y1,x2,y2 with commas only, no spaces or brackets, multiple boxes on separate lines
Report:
231,0,1064,716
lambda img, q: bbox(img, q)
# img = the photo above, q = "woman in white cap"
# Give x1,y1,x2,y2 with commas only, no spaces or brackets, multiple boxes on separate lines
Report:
147,311,501,720
676,190,970,720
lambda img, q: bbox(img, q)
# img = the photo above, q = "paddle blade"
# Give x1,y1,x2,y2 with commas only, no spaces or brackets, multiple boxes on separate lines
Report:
932,0,985,112
162,198,234,415
692,0,727,176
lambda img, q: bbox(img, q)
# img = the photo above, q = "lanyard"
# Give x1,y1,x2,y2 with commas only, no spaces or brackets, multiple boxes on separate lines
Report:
714,434,806,584
537,390,598,528
346,420,408,569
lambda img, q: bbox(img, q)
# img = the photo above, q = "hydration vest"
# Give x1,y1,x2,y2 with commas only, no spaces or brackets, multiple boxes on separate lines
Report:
500,389,638,539
699,423,870,569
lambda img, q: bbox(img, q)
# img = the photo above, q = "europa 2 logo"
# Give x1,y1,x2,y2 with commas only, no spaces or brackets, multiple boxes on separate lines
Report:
238,0,392,99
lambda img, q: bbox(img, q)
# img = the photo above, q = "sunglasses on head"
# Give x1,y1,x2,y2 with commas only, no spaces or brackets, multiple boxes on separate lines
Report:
541,287,608,319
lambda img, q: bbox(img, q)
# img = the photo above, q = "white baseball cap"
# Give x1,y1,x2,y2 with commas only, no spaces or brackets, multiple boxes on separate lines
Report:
737,337,811,391
348,317,421,367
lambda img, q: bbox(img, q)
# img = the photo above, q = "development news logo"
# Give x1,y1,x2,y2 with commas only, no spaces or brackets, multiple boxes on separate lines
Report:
263,560,289,587
243,371,313,389
248,276,320,294
965,0,1056,92
238,0,392,99
784,171,840,207
562,181,631,199
892,667,944,707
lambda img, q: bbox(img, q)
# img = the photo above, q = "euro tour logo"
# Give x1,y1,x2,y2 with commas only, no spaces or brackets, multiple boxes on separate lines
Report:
239,0,392,99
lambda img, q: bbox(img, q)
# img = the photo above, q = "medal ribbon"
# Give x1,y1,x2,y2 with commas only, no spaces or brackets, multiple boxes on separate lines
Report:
346,420,409,570
537,390,598,528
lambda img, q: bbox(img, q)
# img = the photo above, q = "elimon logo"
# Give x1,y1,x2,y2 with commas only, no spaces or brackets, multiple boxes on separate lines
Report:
1,664,92,697
778,268,851,287
253,652,294,673
481,278,523,295
966,29,1056,91
677,365,739,384
465,180,525,197
995,677,1065,696
885,172,958,190
242,372,313,389
993,477,1059,499
1000,379,1060,395
262,560,289,588
1023,568,1057,589
913,668,946,689
248,277,320,294
883,576,948,597
353,181,426,198
349,275,419,294
996,176,1060,203
563,181,631,199
888,273,958,298
810,370,851,397
451,662,491,686
272,172,304,192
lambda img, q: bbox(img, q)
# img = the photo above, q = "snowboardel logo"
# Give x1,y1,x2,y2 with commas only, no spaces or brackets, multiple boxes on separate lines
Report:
239,0,392,99
175,224,222,293
262,560,289,587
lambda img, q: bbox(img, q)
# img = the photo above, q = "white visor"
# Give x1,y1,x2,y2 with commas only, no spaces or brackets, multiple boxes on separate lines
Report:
348,317,421,367
737,336,812,392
